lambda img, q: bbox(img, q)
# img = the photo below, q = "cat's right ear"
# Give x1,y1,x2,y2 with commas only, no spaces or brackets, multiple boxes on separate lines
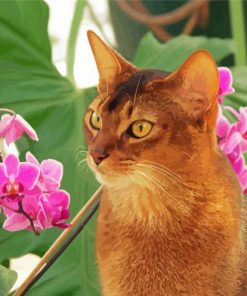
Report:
87,31,135,94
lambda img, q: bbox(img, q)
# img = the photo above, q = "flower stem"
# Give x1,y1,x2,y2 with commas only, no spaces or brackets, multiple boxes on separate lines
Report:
0,108,16,115
18,201,40,236
13,185,103,296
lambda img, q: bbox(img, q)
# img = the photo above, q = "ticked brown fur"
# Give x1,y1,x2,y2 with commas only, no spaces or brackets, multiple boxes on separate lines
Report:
84,31,247,295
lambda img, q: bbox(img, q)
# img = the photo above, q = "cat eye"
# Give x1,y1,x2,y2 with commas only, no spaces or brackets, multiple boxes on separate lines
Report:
90,111,102,130
129,121,153,138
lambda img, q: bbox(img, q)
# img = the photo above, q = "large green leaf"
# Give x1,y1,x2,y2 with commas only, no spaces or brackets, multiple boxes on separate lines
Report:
134,32,247,109
134,32,236,70
0,264,17,296
0,1,100,295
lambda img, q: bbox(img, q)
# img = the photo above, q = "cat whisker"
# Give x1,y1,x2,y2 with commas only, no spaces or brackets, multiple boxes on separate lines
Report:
133,73,144,109
142,160,188,186
139,163,199,197
134,170,173,199
77,158,88,172
75,149,88,161
74,145,87,152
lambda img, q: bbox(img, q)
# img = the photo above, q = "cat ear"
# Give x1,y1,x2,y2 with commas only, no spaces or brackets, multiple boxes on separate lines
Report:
172,50,219,128
87,30,135,93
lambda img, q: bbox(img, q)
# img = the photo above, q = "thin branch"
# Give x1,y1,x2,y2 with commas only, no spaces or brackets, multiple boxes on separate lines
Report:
14,185,103,296
17,200,100,295
116,0,207,26
130,0,171,42
18,201,40,236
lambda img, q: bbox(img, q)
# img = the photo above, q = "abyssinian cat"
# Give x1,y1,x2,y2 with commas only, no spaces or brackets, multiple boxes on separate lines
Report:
84,31,247,296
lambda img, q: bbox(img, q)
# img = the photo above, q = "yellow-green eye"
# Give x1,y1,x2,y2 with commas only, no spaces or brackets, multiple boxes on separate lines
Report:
130,121,153,138
90,111,102,130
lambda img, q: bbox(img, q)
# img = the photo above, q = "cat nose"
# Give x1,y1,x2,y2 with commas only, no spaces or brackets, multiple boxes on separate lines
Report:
90,148,109,165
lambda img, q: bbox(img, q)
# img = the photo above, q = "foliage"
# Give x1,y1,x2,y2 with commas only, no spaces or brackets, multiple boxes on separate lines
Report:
134,32,236,69
0,1,246,295
0,1,99,295
0,264,17,296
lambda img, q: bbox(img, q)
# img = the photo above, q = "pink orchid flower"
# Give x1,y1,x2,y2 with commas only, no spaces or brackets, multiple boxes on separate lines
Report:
3,195,41,232
38,190,70,230
224,106,247,153
218,67,235,104
0,154,39,202
0,153,70,234
26,152,63,191
217,105,247,194
0,113,38,145
2,190,70,232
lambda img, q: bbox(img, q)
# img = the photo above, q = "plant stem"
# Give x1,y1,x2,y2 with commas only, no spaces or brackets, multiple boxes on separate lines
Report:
13,185,103,296
66,0,87,85
18,201,40,236
229,0,247,66
0,108,16,115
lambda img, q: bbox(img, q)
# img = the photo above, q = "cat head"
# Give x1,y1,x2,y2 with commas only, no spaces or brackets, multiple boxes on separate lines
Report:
83,31,219,188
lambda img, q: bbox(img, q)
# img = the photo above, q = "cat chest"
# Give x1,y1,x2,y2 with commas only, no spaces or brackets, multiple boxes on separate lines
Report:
96,218,239,296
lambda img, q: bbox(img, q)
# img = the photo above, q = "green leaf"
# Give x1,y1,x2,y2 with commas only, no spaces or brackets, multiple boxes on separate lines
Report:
224,66,247,112
134,32,236,70
0,265,17,296
0,1,100,295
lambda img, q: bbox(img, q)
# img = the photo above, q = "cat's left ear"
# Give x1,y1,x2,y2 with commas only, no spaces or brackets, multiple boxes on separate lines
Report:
171,50,219,129
87,31,136,93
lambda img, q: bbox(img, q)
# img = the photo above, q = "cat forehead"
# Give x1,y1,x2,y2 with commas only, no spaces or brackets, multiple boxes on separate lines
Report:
106,69,171,112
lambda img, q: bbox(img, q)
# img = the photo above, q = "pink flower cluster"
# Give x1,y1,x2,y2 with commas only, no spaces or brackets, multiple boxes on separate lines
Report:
217,68,247,194
0,111,70,235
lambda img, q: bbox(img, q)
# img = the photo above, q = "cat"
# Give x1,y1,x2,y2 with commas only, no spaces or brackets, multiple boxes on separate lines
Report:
83,30,247,296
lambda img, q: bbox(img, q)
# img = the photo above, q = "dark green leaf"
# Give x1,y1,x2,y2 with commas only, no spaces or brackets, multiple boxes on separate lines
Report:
0,1,100,295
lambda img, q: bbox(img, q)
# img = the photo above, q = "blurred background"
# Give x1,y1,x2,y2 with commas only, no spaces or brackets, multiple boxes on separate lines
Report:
0,0,246,295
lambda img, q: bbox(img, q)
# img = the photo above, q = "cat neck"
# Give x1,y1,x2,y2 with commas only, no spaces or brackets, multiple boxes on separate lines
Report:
102,144,240,230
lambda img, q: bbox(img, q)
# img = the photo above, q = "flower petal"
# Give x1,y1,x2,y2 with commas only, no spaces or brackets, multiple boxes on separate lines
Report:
0,164,8,189
17,163,40,189
218,67,234,94
241,139,247,153
0,114,14,137
3,213,29,231
238,107,247,134
232,156,244,175
223,132,242,155
3,154,19,178
39,175,60,191
26,151,40,166
15,115,38,141
48,190,70,209
41,159,63,183
227,145,241,163
0,200,19,215
217,117,231,138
